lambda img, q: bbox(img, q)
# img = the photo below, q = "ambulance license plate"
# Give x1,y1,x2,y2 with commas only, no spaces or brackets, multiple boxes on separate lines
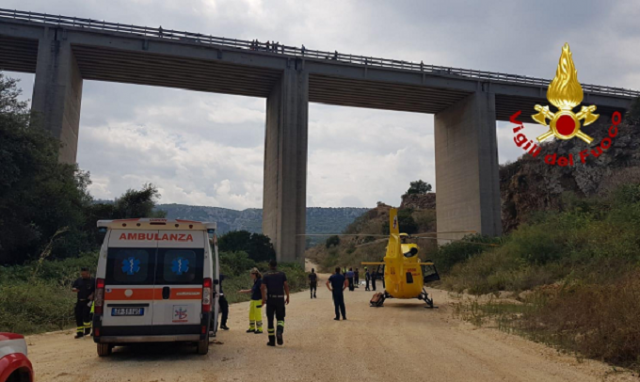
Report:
112,308,144,316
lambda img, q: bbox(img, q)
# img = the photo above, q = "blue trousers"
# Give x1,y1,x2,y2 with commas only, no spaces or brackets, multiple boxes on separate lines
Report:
332,291,346,319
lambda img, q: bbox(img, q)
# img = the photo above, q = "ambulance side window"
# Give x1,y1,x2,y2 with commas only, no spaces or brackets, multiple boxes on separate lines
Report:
159,249,203,284
107,248,154,285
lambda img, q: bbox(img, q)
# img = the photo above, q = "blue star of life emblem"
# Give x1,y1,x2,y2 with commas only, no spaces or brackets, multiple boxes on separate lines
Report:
121,257,141,276
171,257,189,275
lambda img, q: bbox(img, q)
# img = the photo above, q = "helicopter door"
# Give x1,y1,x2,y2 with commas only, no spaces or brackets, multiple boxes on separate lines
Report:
406,272,414,284
422,263,441,284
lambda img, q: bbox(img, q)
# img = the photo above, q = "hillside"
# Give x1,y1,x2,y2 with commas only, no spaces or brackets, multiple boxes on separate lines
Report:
501,100,640,232
306,197,438,271
156,204,368,245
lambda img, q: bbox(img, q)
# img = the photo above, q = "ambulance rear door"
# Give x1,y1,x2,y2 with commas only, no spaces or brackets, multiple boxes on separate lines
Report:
102,230,159,327
152,230,205,327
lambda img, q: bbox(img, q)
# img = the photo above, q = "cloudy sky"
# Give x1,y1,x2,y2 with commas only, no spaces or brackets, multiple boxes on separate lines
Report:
5,0,640,209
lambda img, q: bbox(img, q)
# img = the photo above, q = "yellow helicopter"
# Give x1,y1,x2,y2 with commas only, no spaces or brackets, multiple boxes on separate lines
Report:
302,208,490,308
362,208,442,308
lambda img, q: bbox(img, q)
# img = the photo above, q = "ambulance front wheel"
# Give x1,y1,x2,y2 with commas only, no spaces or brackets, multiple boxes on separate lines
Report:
97,343,112,357
196,337,209,355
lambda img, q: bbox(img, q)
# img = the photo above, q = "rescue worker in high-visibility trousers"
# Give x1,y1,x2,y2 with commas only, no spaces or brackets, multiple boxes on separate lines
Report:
239,268,263,334
72,267,95,338
261,259,290,347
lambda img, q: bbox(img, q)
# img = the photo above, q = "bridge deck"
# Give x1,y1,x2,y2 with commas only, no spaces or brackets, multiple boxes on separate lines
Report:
0,8,637,121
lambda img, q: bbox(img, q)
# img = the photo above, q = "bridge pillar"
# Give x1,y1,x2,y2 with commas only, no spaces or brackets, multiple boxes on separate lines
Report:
263,68,309,264
434,91,502,239
31,27,83,164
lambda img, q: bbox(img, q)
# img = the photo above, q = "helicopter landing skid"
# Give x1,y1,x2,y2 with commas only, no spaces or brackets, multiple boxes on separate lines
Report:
418,288,435,309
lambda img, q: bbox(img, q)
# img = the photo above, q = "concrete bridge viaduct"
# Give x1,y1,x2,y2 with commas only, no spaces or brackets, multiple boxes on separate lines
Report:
1,9,638,262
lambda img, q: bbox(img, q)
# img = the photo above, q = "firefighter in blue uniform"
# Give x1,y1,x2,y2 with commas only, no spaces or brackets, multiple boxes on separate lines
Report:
261,259,290,346
72,268,95,338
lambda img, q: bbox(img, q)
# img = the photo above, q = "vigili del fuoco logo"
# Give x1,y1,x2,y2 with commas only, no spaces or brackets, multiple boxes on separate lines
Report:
510,43,622,167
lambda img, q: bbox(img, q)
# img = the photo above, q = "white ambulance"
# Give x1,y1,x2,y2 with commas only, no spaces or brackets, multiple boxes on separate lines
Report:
92,218,220,356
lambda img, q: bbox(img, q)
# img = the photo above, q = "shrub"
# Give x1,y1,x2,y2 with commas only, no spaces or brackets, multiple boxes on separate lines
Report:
219,251,255,276
522,270,640,371
405,179,432,195
325,235,340,248
218,231,276,263
430,234,495,273
0,281,76,334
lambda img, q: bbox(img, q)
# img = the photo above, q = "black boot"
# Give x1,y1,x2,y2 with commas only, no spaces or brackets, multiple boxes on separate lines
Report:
267,336,276,347
276,332,283,345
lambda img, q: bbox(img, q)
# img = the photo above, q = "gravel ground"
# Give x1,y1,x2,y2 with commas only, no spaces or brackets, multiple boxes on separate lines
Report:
25,275,636,382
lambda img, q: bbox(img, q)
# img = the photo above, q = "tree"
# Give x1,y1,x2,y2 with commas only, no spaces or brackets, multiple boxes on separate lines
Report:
218,230,276,263
0,74,169,264
0,73,92,264
382,208,418,235
325,235,340,248
83,184,166,247
405,180,432,195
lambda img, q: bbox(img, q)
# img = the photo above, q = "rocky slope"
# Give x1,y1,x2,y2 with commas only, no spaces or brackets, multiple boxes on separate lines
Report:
501,101,640,232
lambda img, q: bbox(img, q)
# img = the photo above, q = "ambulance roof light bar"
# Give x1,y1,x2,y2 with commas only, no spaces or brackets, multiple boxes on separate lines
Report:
97,219,216,230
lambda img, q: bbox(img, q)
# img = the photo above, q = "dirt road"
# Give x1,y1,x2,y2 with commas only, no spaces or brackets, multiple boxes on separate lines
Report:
26,280,634,382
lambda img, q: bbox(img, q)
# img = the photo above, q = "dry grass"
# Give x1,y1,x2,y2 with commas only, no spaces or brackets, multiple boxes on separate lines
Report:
522,271,640,370
454,271,640,372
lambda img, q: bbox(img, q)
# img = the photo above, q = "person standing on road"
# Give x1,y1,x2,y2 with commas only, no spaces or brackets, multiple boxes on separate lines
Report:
72,268,95,338
346,268,355,291
308,268,318,299
218,273,230,331
239,268,263,334
365,269,371,291
261,259,290,346
326,267,348,321
354,268,360,288
371,270,377,291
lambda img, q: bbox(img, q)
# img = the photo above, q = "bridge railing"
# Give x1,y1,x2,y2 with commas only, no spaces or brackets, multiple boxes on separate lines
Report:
2,8,639,98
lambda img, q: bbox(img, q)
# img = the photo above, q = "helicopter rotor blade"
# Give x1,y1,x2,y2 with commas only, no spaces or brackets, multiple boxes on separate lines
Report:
412,237,500,247
298,234,388,237
410,230,477,237
354,238,389,248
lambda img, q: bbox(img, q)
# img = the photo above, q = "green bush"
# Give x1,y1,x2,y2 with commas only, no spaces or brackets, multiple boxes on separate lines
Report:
325,235,340,248
0,281,76,334
219,251,256,276
218,231,276,263
444,183,640,295
0,253,98,334
430,234,497,273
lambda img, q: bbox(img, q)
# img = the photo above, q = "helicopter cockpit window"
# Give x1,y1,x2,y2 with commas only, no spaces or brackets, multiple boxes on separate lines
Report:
403,247,419,258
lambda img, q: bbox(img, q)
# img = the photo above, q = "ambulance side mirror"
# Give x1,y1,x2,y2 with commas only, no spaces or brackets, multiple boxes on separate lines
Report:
213,279,219,285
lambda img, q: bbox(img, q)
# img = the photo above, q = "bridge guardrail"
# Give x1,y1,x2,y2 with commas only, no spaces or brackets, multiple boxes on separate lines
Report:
1,8,639,99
